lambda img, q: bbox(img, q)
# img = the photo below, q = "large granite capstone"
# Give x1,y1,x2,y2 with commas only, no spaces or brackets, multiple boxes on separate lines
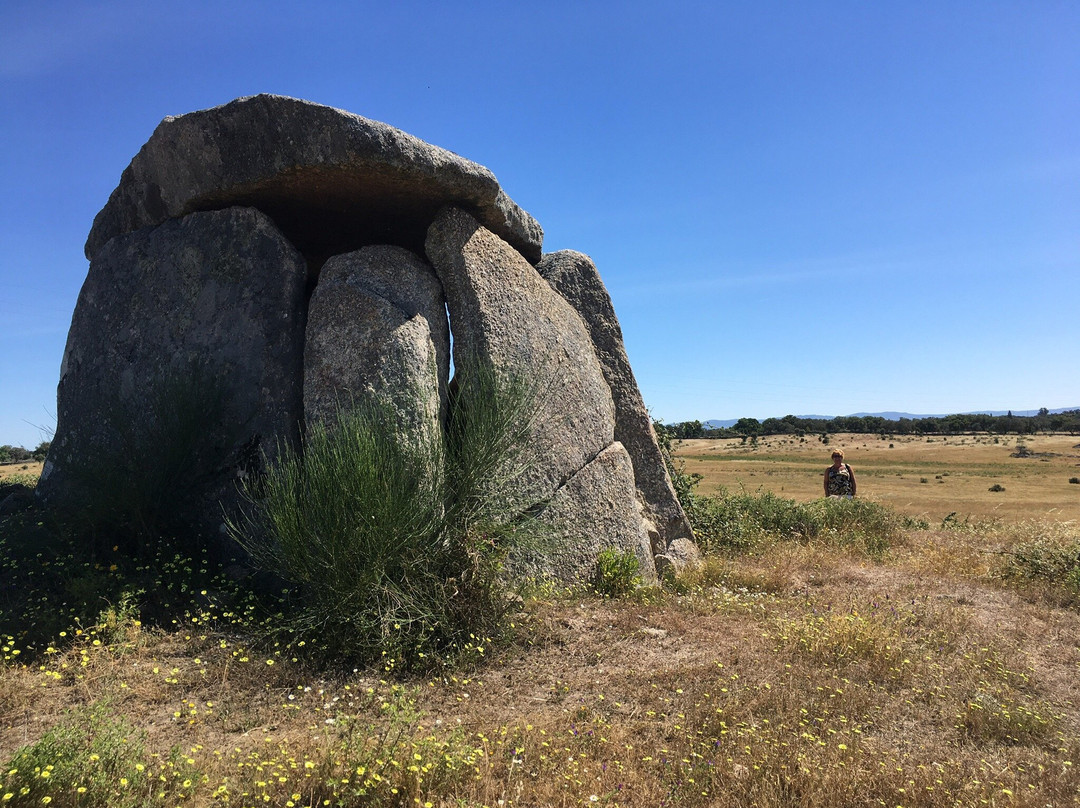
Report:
84,94,543,267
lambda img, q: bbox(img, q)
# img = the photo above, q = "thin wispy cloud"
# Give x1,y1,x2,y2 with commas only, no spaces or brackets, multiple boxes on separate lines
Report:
618,252,927,297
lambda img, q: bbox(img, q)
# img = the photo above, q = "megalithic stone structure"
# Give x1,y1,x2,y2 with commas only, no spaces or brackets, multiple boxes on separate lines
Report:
41,94,699,580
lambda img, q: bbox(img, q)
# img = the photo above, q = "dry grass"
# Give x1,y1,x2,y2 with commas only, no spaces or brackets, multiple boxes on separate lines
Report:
0,462,42,486
3,523,1080,807
675,432,1080,524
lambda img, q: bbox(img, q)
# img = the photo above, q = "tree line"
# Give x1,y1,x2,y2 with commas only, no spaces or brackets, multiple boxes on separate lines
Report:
0,442,51,464
659,409,1080,440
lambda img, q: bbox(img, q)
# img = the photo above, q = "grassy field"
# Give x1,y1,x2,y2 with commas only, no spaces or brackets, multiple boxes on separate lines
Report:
2,442,1080,806
674,432,1080,524
0,461,42,487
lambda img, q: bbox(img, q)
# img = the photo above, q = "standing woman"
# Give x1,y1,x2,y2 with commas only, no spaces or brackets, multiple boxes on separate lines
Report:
824,449,856,498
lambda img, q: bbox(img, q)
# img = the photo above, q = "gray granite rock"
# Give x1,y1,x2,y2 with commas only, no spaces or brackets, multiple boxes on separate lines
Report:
85,95,543,266
304,246,447,449
425,207,616,508
537,250,697,558
425,208,661,581
533,442,657,583
38,206,307,533
654,537,702,581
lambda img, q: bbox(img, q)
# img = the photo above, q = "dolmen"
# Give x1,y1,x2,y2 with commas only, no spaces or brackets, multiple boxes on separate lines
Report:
39,95,698,582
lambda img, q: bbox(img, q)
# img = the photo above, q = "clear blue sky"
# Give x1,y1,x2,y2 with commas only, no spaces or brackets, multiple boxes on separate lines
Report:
2,1,1078,449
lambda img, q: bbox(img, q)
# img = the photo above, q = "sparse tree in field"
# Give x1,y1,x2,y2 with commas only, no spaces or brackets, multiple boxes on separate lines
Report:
733,417,761,437
662,409,1080,442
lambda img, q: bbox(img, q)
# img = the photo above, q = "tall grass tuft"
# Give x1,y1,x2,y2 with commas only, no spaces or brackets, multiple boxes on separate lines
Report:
228,360,547,669
592,547,643,597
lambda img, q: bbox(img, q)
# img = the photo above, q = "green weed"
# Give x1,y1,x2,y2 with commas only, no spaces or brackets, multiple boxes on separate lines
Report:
60,358,250,556
957,691,1059,746
0,700,178,807
592,548,643,597
0,472,38,489
998,535,1080,602
0,508,248,657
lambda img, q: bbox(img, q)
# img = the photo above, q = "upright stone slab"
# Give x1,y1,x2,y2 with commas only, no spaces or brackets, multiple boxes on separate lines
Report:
425,207,658,580
38,206,307,532
537,250,697,567
425,207,616,507
85,95,543,266
304,246,448,448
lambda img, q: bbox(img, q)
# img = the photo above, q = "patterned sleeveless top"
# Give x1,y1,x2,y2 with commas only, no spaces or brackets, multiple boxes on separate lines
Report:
827,464,854,496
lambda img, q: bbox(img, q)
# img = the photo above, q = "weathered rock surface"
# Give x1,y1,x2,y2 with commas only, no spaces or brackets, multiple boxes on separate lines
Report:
425,207,661,580
304,246,447,447
85,95,543,266
537,250,697,564
425,207,616,508
533,442,658,582
654,539,703,582
38,206,307,527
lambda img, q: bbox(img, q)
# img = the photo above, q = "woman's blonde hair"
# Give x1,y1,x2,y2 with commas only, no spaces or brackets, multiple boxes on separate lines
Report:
831,449,845,459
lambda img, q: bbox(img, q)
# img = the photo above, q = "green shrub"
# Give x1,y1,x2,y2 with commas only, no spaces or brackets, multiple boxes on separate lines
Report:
658,438,908,559
0,360,261,653
228,361,548,669
989,484,1006,492
999,537,1080,598
592,548,643,597
0,699,204,807
678,487,909,559
0,472,38,489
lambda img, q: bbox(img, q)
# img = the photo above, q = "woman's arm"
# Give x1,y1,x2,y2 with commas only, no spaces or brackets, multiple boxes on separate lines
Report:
848,464,857,496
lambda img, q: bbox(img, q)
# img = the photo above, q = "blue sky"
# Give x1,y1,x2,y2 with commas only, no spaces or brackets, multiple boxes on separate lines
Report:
2,1,1078,448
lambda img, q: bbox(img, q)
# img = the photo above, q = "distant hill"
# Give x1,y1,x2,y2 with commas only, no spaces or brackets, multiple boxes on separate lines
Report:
703,407,1079,430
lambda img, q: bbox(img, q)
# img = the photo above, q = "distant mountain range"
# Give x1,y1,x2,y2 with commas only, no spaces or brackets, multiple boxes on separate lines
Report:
703,407,1079,430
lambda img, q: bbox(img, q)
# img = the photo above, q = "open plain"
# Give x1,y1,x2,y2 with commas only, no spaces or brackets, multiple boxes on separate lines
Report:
674,432,1080,525
0,462,43,486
